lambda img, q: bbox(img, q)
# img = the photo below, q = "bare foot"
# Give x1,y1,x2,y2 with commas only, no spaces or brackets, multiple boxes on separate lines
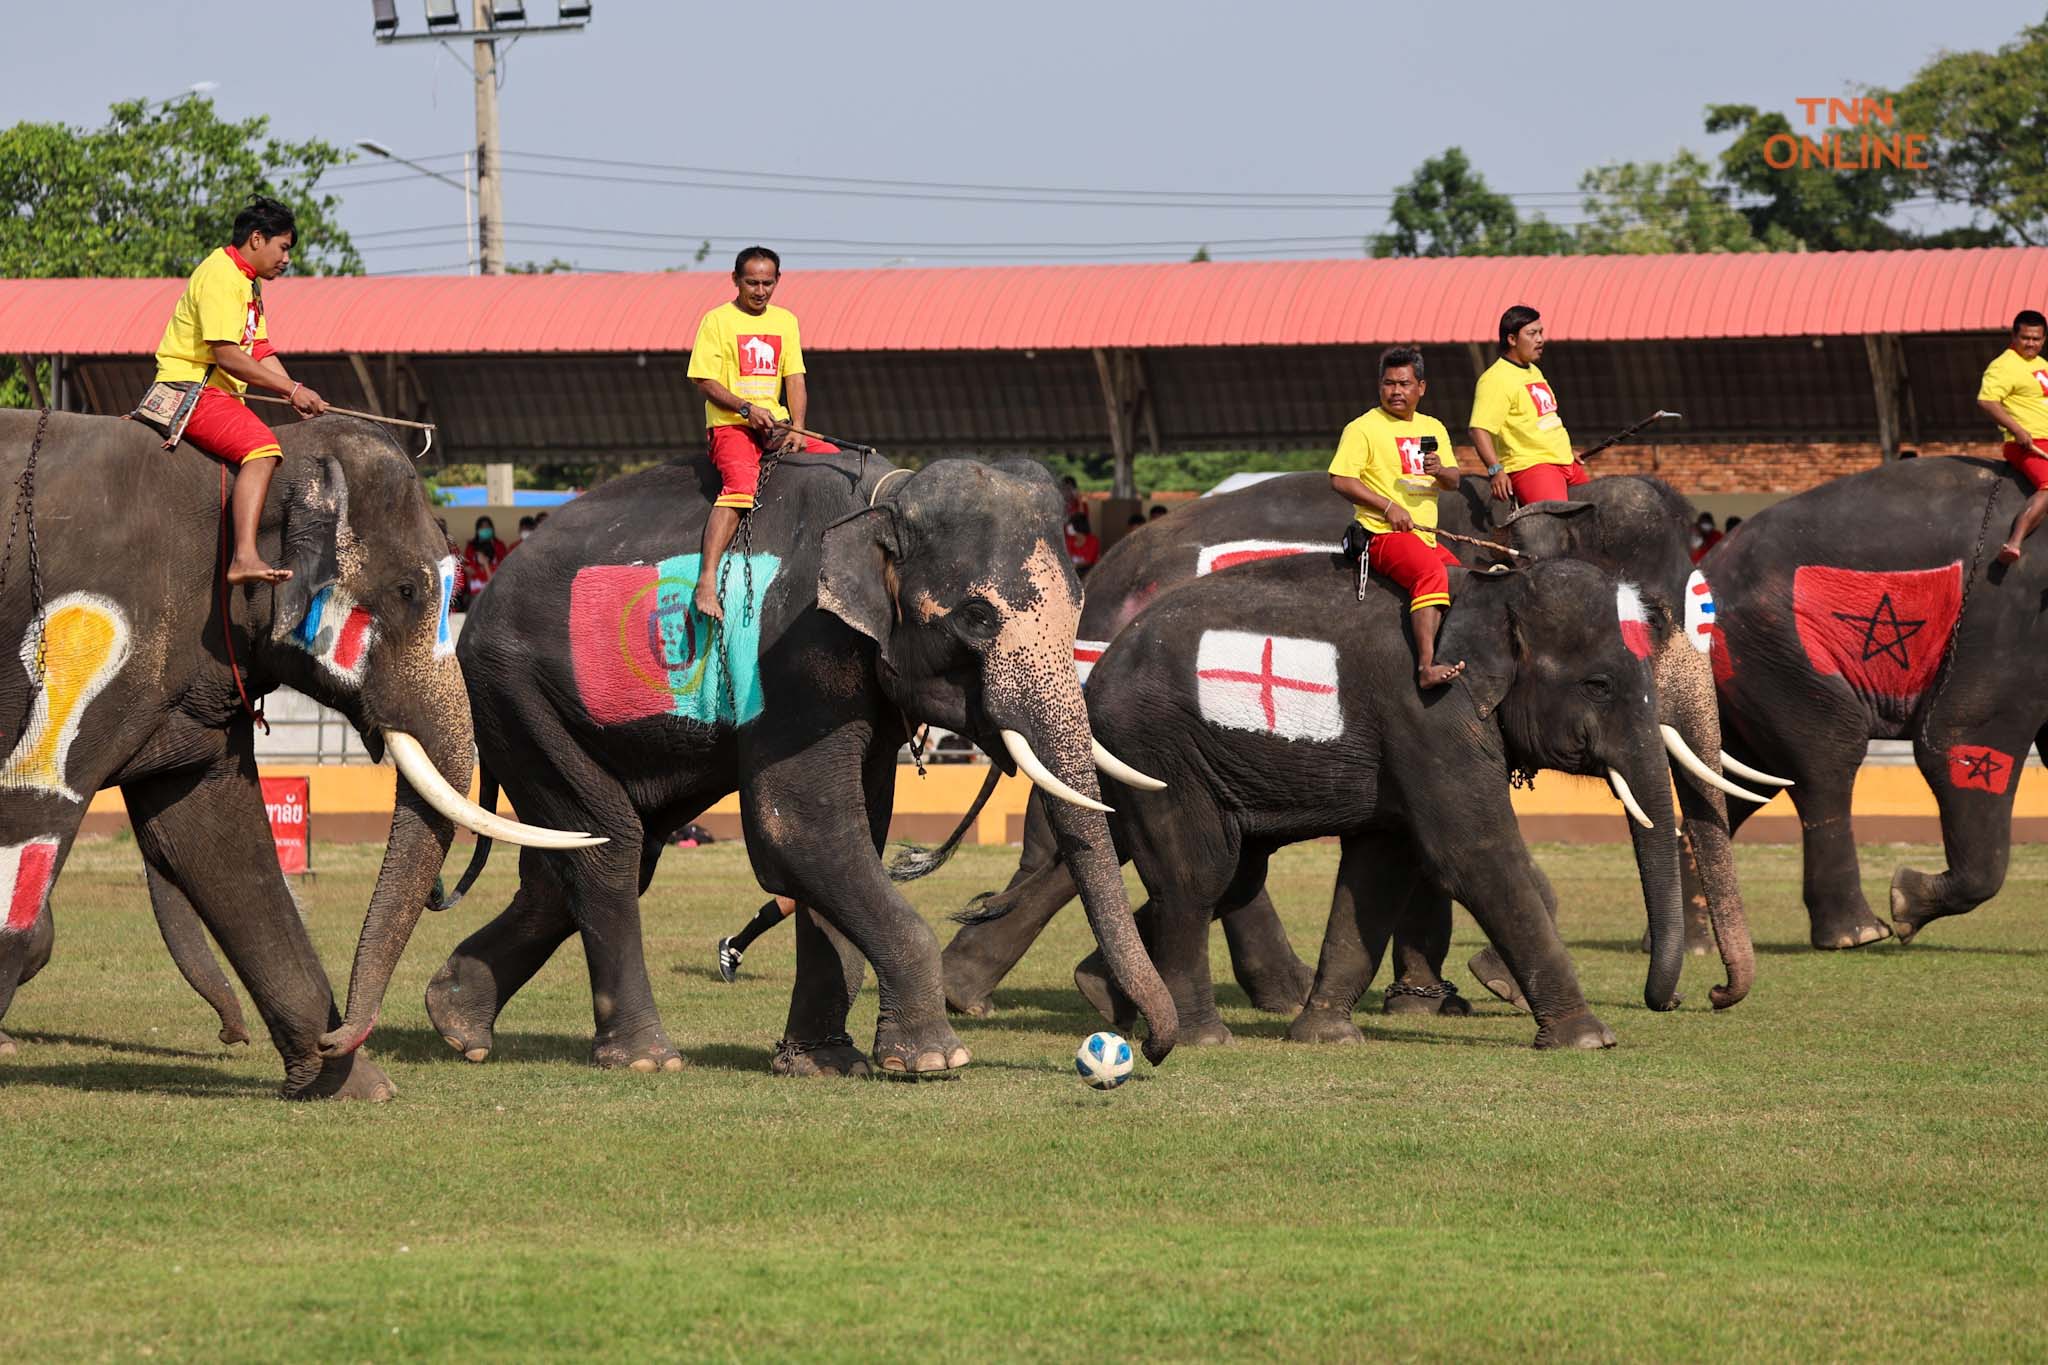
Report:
693,584,723,621
226,555,291,585
1417,660,1465,689
1997,541,2024,565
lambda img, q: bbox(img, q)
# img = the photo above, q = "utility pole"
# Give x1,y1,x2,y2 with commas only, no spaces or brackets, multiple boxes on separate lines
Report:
471,0,504,276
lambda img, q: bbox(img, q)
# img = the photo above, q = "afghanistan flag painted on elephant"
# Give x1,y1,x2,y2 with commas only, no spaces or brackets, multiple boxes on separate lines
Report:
568,552,779,727
1792,561,1961,704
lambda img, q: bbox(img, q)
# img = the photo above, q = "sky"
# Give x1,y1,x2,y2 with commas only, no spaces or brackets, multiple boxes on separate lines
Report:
1,1,2034,276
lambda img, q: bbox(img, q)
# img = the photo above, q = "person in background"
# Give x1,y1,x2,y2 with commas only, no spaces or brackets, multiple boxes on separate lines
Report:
1149,505,1170,520
717,896,796,982
1723,516,1743,534
1060,475,1085,521
511,514,537,551
463,515,508,597
1126,512,1146,530
1065,510,1101,576
1689,512,1722,563
436,517,469,611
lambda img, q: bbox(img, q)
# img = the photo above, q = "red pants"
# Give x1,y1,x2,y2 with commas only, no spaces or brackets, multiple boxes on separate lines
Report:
182,386,281,464
2003,438,2048,492
1508,459,1588,505
707,425,836,510
1367,531,1459,612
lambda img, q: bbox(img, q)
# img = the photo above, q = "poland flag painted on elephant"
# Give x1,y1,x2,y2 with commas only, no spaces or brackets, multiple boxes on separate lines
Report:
1195,630,1342,741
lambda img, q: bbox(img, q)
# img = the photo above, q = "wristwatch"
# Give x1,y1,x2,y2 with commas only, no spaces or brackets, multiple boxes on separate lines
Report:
1486,462,1504,477
737,403,753,422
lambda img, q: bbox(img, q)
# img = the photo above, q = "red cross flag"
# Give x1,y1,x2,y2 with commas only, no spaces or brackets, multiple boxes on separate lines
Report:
1196,630,1343,741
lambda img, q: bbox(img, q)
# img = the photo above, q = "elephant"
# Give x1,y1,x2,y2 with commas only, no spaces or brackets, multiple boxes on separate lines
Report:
0,409,586,1099
942,468,1767,1020
1705,455,2048,947
406,450,1178,1077
959,550,1688,1048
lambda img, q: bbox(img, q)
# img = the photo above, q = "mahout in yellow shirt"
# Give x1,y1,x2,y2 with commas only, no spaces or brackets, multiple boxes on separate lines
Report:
686,301,806,429
1328,407,1452,545
1470,356,1572,471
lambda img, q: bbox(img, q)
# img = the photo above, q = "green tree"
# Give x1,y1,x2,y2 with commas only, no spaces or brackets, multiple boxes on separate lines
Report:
1705,104,1908,250
508,257,577,274
1887,17,2048,246
1374,148,1542,257
1574,149,1766,255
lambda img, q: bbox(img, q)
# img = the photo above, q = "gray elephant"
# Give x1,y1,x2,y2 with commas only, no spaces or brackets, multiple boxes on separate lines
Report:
397,451,1177,1078
942,469,1769,1020
964,550,1686,1048
0,409,586,1098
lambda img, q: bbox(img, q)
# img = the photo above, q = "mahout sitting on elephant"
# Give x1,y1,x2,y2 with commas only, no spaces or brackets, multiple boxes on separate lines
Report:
0,409,590,1099
1704,456,2048,947
942,469,1773,1022
958,549,1689,1050
413,449,1178,1076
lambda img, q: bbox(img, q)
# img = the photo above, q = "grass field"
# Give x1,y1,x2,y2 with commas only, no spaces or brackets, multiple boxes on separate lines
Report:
4,834,2046,1361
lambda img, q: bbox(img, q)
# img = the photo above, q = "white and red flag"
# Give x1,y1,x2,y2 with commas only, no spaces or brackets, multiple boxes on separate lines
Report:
1615,583,1654,660
1073,638,1109,685
1195,630,1343,741
1195,539,1340,577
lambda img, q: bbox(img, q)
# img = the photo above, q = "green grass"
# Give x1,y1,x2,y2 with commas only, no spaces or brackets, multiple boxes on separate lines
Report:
4,837,2047,1361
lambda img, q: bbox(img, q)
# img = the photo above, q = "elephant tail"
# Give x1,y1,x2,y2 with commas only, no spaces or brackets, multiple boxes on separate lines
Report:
430,765,500,911
887,762,1003,883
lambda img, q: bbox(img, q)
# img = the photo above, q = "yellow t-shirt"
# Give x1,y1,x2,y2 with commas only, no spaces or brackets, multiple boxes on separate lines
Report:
1328,407,1451,545
686,301,807,428
1978,347,2048,443
153,247,267,395
1470,357,1572,472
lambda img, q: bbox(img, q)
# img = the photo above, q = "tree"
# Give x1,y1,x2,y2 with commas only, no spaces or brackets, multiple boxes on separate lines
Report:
1887,17,2048,246
1705,104,1909,250
1574,149,1767,255
1374,148,1529,257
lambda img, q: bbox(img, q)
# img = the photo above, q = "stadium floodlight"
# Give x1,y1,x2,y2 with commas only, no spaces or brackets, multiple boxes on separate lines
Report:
424,0,461,27
558,1,591,20
493,1,527,21
371,0,398,35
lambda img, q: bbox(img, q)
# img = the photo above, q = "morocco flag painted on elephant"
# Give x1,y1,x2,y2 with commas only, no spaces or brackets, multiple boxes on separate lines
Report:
1792,561,1962,704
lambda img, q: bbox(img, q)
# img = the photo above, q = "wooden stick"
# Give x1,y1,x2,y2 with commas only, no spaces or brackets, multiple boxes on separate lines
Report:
243,393,437,431
1434,526,1522,558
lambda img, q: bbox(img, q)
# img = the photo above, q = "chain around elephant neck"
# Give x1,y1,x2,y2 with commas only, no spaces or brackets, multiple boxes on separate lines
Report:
1917,473,2004,748
0,407,51,676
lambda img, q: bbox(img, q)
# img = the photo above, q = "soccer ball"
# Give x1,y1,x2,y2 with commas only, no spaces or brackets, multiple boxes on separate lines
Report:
1074,1031,1134,1090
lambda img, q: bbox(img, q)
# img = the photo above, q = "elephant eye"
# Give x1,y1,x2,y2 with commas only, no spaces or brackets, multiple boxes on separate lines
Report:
1581,675,1614,702
398,581,416,602
955,597,1000,636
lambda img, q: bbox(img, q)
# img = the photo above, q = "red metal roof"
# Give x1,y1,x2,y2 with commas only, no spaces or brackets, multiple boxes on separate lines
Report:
2,248,2043,356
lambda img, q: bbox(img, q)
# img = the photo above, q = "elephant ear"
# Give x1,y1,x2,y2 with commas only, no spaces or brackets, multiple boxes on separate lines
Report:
274,454,348,639
1498,499,1598,561
818,505,902,672
1438,568,1521,720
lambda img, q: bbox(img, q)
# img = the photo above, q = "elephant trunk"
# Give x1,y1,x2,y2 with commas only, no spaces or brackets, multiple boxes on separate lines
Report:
317,721,468,1058
1655,638,1756,1008
1622,741,1686,1011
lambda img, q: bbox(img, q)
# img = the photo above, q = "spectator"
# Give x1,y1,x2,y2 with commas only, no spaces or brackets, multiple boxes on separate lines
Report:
1065,510,1101,576
511,514,537,551
1126,512,1145,529
1689,512,1723,563
1060,475,1085,521
437,518,469,611
463,515,509,597
1723,516,1743,534
1149,505,1170,520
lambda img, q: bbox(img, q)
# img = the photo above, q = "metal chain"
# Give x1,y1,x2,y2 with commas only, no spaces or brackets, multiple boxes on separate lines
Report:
709,440,788,725
0,407,52,676
1917,474,2004,749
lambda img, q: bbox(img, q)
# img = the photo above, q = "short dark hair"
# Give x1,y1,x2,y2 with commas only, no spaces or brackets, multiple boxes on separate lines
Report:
1499,304,1541,350
735,245,781,276
517,516,537,531
2015,309,2047,334
231,194,297,247
1379,345,1425,380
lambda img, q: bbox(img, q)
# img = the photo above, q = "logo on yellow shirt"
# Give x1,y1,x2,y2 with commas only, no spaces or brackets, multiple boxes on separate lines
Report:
1526,382,1558,416
1395,436,1426,475
2033,368,2048,398
738,334,781,377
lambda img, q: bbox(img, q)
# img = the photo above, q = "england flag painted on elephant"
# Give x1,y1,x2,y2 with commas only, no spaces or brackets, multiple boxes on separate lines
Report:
1196,539,1341,577
1195,630,1342,741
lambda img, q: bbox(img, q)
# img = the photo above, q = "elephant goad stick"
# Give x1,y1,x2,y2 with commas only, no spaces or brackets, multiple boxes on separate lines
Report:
243,395,438,456
1580,409,1682,462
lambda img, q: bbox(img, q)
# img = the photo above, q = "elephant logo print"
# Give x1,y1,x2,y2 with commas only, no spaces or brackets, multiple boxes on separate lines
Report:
0,593,132,802
568,552,781,726
738,335,781,377
1526,382,1558,417
1195,630,1342,742
2034,368,2048,398
1396,437,1425,476
1948,744,2014,795
1792,562,1961,705
0,837,59,933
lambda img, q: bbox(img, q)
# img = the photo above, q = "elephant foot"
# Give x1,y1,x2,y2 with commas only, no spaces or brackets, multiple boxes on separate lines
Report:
284,1051,397,1102
425,956,504,1063
1182,1016,1235,1046
591,1026,685,1073
1383,980,1470,1016
217,1017,251,1047
1073,951,1138,1031
1286,1007,1364,1045
1888,868,1955,945
941,954,1002,1019
0,1029,17,1058
1532,1010,1616,1051
1468,948,1530,1014
1236,956,1316,1015
944,985,996,1019
873,1019,970,1075
1810,903,1893,950
771,1033,872,1078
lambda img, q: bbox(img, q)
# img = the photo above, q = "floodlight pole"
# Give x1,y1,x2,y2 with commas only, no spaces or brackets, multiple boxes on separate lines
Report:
471,0,504,275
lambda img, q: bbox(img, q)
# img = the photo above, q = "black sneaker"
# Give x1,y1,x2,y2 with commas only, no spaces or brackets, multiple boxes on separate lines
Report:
716,937,743,983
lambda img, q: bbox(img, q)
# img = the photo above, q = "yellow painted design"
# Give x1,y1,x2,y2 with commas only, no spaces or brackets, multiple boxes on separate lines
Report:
0,593,132,802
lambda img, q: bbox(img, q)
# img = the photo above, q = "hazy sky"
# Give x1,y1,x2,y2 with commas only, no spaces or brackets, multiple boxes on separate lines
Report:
2,1,2031,276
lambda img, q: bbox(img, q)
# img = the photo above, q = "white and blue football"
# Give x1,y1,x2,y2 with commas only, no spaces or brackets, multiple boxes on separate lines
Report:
1074,1031,1134,1090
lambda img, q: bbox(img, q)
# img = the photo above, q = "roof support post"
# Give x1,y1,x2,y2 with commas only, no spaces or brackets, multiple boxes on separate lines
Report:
16,354,43,409
348,353,385,415
1863,333,1910,462
1093,346,1150,499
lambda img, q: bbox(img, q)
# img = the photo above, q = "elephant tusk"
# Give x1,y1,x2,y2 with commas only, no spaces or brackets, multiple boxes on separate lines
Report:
385,732,607,851
1090,739,1167,792
1607,766,1655,830
1660,725,1772,805
1719,750,1795,788
1001,729,1113,814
